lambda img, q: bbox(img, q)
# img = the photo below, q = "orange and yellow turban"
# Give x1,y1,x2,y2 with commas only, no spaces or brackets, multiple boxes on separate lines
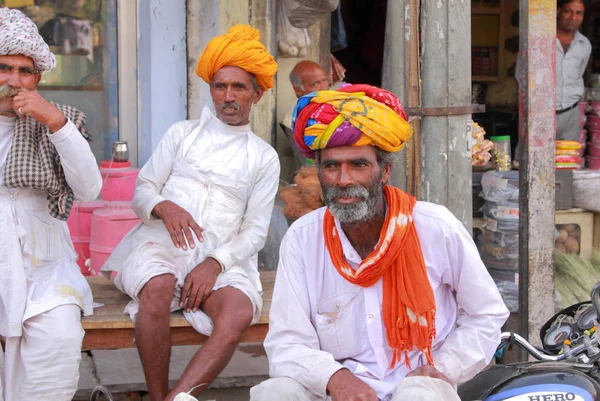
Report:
292,84,413,159
196,24,278,90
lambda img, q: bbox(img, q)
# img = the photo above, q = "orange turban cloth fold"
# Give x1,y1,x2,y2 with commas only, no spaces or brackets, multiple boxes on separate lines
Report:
196,24,278,90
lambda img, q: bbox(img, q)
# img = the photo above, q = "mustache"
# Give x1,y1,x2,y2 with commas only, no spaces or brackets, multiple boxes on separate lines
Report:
0,84,24,99
323,185,369,202
221,101,240,111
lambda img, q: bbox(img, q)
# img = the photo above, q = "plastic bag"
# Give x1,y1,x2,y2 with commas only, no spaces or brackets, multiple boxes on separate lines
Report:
287,0,340,29
573,170,600,212
277,0,311,57
480,171,519,203
493,279,519,312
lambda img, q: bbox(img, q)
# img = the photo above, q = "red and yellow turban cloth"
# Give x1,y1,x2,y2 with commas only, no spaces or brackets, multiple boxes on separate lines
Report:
292,84,413,159
196,24,278,90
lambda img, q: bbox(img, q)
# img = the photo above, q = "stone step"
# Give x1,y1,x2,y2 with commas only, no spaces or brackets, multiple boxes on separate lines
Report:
76,343,267,400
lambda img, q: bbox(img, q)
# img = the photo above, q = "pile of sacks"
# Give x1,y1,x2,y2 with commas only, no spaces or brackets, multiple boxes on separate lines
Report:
556,140,583,170
472,122,493,167
279,167,324,220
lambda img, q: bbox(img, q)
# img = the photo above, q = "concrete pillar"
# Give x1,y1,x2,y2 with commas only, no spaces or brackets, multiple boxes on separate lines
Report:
420,0,473,228
518,0,556,348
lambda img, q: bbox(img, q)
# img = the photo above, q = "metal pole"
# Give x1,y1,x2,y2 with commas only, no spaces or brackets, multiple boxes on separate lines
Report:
518,0,556,350
420,0,473,229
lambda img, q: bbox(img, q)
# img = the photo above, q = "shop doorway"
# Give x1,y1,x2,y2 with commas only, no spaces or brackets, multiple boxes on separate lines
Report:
331,0,387,87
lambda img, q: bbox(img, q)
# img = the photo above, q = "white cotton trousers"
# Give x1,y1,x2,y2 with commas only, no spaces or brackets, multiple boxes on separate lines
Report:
0,305,84,401
249,376,461,401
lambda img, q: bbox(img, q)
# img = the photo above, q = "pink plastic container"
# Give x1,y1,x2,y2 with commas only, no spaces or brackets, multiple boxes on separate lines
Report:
581,115,587,129
586,156,600,170
580,101,589,115
67,200,105,275
580,129,588,143
588,142,600,157
99,160,140,202
590,129,600,143
590,101,600,116
588,115,600,131
89,201,140,275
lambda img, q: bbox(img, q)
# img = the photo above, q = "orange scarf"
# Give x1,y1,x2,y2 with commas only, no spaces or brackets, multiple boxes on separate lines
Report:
323,186,436,369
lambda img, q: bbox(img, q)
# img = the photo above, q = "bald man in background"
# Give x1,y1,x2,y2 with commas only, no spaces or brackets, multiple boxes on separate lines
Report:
282,60,330,129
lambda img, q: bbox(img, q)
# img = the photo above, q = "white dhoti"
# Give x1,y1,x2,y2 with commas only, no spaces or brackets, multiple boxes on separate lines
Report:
249,376,461,401
113,242,262,335
0,305,84,401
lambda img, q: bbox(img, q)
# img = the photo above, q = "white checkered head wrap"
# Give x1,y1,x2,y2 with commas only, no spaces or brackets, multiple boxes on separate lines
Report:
0,8,56,73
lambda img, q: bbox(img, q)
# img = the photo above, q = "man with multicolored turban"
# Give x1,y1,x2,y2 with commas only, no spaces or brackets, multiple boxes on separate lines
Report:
102,24,280,401
0,8,102,401
250,85,509,401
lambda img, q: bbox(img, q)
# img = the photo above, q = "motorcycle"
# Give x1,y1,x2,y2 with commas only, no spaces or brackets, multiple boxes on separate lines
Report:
458,283,600,401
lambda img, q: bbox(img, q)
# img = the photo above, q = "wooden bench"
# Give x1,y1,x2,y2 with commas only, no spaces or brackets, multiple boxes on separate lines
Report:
81,272,275,351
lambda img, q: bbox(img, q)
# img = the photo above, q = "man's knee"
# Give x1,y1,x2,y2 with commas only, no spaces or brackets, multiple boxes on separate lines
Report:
211,292,254,343
138,274,175,316
250,377,313,401
24,306,84,355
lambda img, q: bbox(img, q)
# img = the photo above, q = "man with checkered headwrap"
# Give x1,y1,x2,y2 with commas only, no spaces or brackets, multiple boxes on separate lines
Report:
0,8,102,401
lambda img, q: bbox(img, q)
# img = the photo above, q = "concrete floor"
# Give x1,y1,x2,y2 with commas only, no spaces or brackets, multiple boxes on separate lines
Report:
75,343,268,401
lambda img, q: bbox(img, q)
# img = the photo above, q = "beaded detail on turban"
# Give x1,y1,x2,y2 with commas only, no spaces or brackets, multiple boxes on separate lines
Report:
196,24,278,90
292,84,413,159
0,8,55,73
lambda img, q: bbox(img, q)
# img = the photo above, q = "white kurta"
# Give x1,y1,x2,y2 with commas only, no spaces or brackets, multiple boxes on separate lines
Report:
104,107,280,324
265,202,510,401
0,115,102,338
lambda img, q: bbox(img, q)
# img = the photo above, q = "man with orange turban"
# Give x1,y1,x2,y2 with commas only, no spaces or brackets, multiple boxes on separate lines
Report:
250,85,509,401
102,25,279,401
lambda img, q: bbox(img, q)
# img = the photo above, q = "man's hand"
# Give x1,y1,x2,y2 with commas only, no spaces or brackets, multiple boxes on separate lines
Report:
405,365,453,386
180,257,221,312
152,200,204,250
327,369,378,401
12,91,67,133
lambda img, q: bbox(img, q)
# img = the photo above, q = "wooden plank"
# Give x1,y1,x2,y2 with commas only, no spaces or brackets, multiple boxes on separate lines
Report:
407,104,485,117
381,0,408,190
407,0,421,199
82,324,270,350
420,0,472,229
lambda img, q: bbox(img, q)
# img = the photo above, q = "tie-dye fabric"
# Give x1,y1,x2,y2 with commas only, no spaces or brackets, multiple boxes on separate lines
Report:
292,84,413,159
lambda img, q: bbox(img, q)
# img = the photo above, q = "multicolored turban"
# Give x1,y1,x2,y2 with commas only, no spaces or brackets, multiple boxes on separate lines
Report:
0,8,56,73
196,24,278,90
292,84,413,159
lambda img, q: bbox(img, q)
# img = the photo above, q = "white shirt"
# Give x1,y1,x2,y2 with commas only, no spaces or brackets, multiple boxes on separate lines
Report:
0,116,102,337
104,106,281,290
556,31,591,110
265,202,510,401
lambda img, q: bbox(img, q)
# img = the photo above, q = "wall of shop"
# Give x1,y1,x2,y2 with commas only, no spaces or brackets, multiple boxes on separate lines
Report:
137,0,187,165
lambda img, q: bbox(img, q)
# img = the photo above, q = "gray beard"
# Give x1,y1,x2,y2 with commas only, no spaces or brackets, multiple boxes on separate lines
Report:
322,181,384,225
